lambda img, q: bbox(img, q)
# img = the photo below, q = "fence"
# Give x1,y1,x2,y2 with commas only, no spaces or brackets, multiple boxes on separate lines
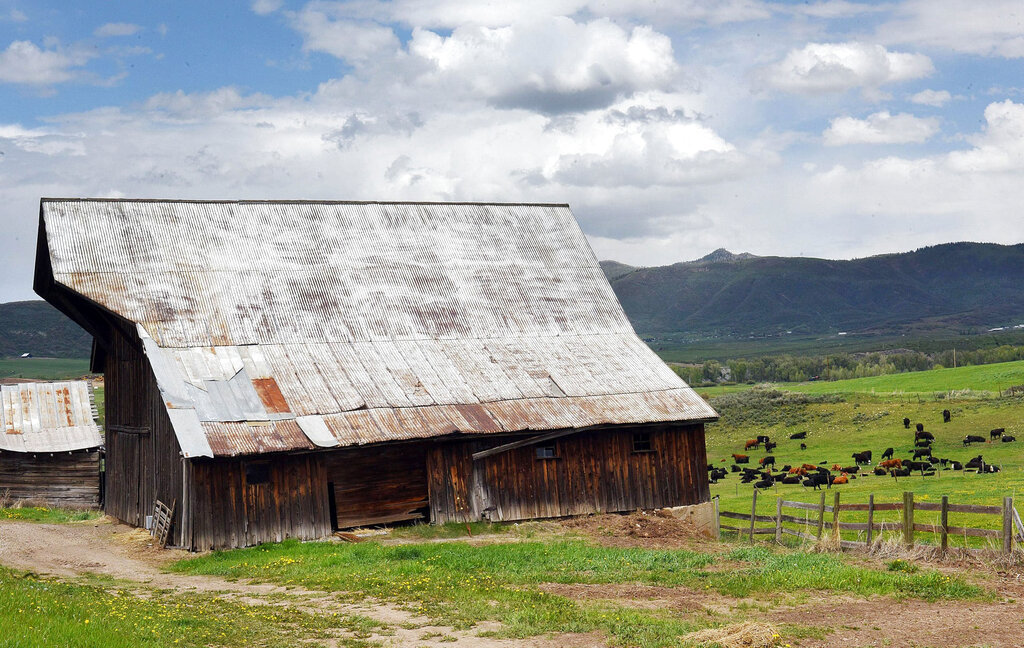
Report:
718,490,1024,553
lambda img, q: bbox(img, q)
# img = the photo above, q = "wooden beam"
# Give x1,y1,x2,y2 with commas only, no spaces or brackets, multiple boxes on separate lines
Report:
471,428,585,461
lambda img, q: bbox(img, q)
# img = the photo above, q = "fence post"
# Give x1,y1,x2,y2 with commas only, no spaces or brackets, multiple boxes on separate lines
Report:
1003,496,1014,554
832,492,841,541
940,495,949,553
903,491,914,548
713,495,721,540
815,492,826,539
866,494,874,546
749,489,758,544
775,497,783,543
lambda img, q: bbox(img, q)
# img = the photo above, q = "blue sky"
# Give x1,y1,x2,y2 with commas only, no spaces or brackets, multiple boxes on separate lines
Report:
2,0,1024,301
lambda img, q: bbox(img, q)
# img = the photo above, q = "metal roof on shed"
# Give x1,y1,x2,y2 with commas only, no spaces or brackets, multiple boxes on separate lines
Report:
40,200,717,457
0,381,102,453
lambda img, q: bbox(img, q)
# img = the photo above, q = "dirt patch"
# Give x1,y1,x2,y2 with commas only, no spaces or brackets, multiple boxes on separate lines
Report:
559,511,709,549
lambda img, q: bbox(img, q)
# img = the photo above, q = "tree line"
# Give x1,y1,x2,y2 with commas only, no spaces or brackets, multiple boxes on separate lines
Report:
672,344,1024,386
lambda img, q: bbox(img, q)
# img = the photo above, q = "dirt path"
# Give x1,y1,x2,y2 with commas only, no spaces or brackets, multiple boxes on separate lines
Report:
0,518,571,647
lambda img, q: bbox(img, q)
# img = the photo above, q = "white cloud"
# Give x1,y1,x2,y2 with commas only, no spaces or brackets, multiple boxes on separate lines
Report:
251,0,284,15
909,89,951,107
759,41,933,95
823,111,939,145
878,0,1024,58
781,1,890,19
94,23,142,38
289,8,400,62
946,100,1024,173
4,9,27,22
0,40,94,86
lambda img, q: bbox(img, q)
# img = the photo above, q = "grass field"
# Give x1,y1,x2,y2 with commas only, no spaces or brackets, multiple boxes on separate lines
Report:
0,357,92,381
0,507,103,524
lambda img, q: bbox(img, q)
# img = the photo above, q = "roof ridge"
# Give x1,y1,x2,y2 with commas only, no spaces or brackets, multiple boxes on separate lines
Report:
41,198,572,207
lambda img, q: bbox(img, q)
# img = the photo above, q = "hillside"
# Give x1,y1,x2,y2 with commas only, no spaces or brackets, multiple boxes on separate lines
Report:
0,301,91,358
603,242,1024,338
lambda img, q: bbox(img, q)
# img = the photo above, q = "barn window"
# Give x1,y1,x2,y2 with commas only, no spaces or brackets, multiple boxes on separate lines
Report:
632,432,653,453
535,443,557,459
245,461,271,485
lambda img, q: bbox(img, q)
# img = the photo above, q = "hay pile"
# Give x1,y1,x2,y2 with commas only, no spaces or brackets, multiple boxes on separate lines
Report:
685,622,781,648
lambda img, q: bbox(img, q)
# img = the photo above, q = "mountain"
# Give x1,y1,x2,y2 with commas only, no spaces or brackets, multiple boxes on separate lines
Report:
602,242,1024,338
0,301,91,358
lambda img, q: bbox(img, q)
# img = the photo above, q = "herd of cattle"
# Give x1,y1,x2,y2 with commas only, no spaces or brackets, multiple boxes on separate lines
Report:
709,409,1015,490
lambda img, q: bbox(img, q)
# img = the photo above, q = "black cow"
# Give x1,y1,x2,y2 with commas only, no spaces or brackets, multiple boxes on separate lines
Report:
963,435,986,446
912,447,932,459
990,428,1004,440
981,464,1000,474
851,451,872,465
790,431,807,440
903,417,911,429
764,440,778,453
942,409,951,423
802,473,831,490
916,423,925,433
915,430,934,441
1002,435,1016,443
915,439,933,448
730,465,741,473
756,435,771,445
873,467,887,476
800,443,807,450
881,447,894,460
950,461,963,471
840,465,860,474
754,476,775,489
781,475,801,484
759,455,776,469
965,455,984,469
890,467,911,477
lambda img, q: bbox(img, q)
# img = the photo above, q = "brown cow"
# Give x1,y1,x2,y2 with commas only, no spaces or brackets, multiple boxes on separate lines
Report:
879,458,903,469
744,439,759,450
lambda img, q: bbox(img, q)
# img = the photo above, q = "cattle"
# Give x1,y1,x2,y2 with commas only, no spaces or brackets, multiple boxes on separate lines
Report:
757,435,771,444
903,417,911,429
802,473,831,490
916,423,925,433
879,458,902,470
841,465,859,474
981,464,1000,474
851,450,872,465
914,439,933,448
927,456,941,465
905,460,931,473
732,453,750,463
709,467,728,483
949,461,963,471
990,428,1004,440
764,440,777,453
754,476,775,489
881,447,894,460
915,430,934,441
963,435,986,446
912,447,932,459
800,443,807,450
1002,435,1016,443
741,473,758,483
873,467,887,476
759,455,776,469
744,439,759,450
890,467,911,477
781,475,801,485
730,464,741,473
801,463,817,471
943,409,951,423
832,463,843,471
779,464,791,472
833,474,849,485
788,466,808,476
790,431,807,440
965,456,984,469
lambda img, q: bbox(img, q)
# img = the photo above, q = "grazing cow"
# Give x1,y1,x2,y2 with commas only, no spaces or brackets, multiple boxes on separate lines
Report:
943,409,951,423
990,428,1004,441
800,443,807,450
745,439,759,450
759,455,776,469
915,430,934,441
1002,435,1016,443
732,453,750,463
879,458,902,470
757,435,771,445
963,435,986,446
906,460,931,473
881,447,894,460
764,440,777,452
912,447,932,459
802,474,830,490
833,474,849,485
903,417,911,429
790,431,807,440
852,450,872,465
916,423,925,433
965,456,984,469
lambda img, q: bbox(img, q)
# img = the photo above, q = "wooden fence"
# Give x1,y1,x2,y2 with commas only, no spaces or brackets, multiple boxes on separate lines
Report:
718,491,1024,553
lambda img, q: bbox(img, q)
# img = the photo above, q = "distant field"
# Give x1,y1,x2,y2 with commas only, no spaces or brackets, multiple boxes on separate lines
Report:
0,357,92,380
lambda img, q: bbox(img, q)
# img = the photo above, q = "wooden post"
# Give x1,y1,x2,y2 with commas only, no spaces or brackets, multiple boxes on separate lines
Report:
775,497,783,543
866,494,874,545
940,495,949,553
749,489,758,544
815,492,826,539
832,492,841,540
713,495,721,540
1003,496,1014,554
903,491,914,548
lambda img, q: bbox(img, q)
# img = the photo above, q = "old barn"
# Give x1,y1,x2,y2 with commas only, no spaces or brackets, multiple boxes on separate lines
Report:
35,199,717,550
0,380,102,508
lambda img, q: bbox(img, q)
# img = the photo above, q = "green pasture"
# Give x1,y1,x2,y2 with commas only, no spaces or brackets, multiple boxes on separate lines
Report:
0,357,92,381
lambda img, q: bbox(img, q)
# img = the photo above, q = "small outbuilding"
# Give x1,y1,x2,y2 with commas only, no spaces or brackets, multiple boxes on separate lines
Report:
35,199,717,550
0,380,102,508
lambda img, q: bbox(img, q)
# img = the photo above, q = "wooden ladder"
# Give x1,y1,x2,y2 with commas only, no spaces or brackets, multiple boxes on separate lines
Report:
151,499,176,548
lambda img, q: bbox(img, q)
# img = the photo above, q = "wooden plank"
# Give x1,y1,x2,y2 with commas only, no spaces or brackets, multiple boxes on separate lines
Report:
781,500,821,512
836,522,871,531
839,539,866,550
720,510,776,523
751,527,776,535
778,513,821,525
915,523,1001,538
866,494,874,545
1013,506,1024,542
720,524,745,532
781,527,816,541
471,427,590,461
945,504,1002,514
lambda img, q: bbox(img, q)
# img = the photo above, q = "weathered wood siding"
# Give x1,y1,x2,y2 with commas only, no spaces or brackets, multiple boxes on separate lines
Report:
323,443,429,529
0,451,100,508
186,454,331,550
104,328,185,543
427,424,708,523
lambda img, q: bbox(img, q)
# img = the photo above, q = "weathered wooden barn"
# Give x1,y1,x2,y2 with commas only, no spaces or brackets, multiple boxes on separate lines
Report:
0,380,102,508
34,199,717,550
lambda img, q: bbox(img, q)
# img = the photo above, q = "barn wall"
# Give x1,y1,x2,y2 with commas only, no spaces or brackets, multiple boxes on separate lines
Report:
0,450,100,508
427,424,708,524
186,454,331,551
104,328,185,543
323,443,429,529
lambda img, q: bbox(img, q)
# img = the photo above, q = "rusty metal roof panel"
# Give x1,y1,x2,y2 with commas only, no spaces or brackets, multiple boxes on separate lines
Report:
202,420,313,457
0,381,102,453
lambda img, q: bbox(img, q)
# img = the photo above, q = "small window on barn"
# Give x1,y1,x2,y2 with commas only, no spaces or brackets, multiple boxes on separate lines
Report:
536,443,557,459
632,432,653,453
245,461,271,485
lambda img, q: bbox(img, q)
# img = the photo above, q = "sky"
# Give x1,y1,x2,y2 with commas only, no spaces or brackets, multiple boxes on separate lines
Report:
2,0,1024,302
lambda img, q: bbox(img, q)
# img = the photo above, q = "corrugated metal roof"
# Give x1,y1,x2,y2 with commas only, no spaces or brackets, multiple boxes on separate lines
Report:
41,200,717,457
0,381,102,453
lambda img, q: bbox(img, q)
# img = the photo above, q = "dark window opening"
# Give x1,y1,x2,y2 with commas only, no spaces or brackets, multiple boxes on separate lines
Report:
536,443,557,459
245,461,271,485
327,481,339,531
632,432,653,453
